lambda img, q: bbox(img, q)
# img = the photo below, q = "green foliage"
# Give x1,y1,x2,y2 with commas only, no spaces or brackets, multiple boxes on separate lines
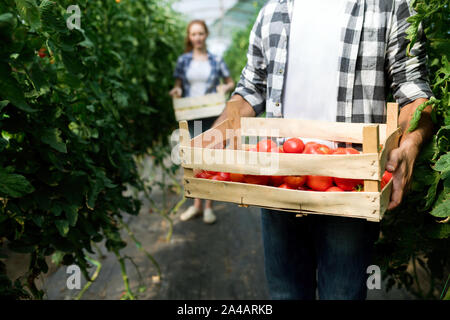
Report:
0,0,184,298
374,0,449,299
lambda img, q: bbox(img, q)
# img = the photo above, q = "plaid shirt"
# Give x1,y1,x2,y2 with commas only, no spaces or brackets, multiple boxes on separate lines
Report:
174,51,231,98
233,0,433,123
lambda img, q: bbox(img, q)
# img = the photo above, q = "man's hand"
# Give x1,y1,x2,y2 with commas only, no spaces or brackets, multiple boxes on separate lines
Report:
386,98,433,210
386,140,420,210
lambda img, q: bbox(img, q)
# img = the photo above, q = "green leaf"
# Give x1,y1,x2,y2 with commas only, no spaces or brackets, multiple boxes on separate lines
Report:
434,152,450,173
408,97,438,132
65,206,79,227
40,128,67,153
0,100,9,112
14,0,41,30
29,61,49,92
55,219,70,237
0,13,17,31
427,223,450,239
39,0,66,32
0,63,36,112
86,179,102,210
444,287,450,300
0,137,7,152
61,50,84,74
32,215,43,228
51,251,64,265
431,200,450,218
0,168,35,198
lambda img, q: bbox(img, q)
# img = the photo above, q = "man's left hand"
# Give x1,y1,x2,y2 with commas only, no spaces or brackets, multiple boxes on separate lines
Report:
385,139,420,210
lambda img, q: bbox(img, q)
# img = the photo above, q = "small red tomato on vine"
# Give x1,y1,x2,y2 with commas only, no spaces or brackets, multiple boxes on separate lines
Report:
38,47,47,58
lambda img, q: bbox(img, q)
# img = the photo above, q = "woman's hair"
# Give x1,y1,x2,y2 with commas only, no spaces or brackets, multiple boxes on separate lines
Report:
184,20,209,53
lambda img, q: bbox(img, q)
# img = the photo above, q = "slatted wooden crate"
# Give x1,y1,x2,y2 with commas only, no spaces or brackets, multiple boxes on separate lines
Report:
173,92,226,121
178,100,401,222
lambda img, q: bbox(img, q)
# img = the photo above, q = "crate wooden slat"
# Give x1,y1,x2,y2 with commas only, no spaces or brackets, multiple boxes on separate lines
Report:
173,93,226,121
241,118,388,144
183,168,394,222
179,100,400,222
180,146,380,179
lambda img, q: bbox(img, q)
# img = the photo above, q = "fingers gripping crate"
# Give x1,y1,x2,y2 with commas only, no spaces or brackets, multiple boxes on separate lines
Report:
178,100,401,222
173,93,226,121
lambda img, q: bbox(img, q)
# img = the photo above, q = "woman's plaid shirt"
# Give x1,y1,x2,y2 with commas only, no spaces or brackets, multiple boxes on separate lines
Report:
233,0,433,123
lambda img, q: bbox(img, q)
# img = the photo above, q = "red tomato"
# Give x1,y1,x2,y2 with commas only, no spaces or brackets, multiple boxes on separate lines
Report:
257,139,278,153
38,48,46,58
297,186,309,191
382,170,392,184
381,170,393,190
206,171,218,175
196,171,212,179
270,176,286,187
218,172,231,181
334,177,363,191
283,176,307,188
230,173,245,182
283,138,305,154
244,175,269,185
303,143,332,155
278,146,284,153
307,176,333,191
278,183,294,189
330,148,362,190
332,147,360,155
326,186,344,192
304,142,318,148
211,175,227,181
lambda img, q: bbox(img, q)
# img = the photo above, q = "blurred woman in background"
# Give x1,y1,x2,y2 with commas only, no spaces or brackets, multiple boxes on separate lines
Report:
170,20,234,224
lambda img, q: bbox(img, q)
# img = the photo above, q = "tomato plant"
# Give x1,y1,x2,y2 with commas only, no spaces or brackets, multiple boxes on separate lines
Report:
0,0,185,299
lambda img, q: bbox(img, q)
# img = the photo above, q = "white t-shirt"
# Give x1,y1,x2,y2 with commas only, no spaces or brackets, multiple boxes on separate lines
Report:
282,0,347,148
186,59,211,97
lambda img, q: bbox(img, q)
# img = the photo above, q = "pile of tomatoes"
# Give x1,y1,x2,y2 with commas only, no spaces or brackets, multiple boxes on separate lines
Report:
194,138,392,192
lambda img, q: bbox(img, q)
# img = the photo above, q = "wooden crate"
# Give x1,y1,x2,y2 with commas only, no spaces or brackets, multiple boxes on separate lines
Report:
178,100,401,222
173,92,226,121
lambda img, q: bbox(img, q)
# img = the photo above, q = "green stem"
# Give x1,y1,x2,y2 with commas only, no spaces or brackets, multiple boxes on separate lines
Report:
440,274,450,300
118,217,161,277
123,256,144,287
75,256,102,300
114,250,135,300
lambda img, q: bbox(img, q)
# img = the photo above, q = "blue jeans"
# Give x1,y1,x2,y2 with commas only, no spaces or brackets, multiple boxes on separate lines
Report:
260,208,380,300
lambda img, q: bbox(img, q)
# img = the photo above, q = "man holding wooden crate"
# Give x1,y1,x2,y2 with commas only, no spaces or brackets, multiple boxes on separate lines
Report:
212,0,434,300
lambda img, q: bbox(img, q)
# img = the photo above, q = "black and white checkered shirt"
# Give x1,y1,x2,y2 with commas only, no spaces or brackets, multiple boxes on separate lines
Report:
233,0,433,123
